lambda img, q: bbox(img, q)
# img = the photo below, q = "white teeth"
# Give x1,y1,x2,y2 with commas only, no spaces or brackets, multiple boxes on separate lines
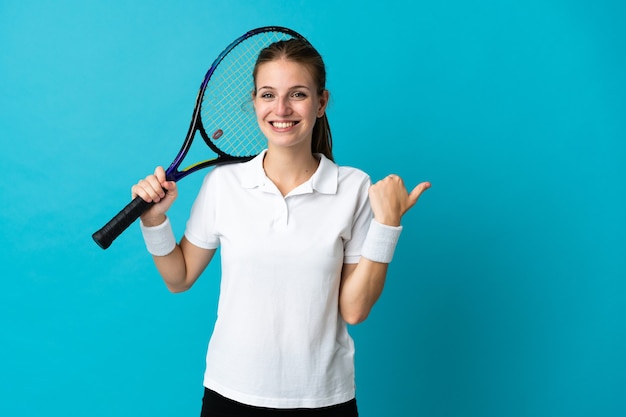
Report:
273,121,295,129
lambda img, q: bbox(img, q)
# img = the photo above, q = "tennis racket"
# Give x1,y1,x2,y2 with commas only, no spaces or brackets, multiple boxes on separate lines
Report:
93,26,306,249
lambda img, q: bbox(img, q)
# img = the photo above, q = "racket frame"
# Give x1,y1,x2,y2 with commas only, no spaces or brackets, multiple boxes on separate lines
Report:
166,26,305,182
92,26,306,249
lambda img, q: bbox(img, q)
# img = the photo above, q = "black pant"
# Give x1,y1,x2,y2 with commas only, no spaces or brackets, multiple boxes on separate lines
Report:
200,388,359,417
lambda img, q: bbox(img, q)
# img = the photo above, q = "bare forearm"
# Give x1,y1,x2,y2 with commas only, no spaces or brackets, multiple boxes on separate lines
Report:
150,237,215,293
339,260,389,325
152,245,190,292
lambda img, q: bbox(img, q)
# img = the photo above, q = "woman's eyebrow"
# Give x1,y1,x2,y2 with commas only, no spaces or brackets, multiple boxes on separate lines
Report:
257,85,312,91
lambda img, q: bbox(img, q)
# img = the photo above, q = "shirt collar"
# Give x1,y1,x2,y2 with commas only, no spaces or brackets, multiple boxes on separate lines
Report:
240,150,338,195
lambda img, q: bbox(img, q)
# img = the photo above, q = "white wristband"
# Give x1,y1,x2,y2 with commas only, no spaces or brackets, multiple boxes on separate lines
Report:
361,219,403,263
140,217,176,256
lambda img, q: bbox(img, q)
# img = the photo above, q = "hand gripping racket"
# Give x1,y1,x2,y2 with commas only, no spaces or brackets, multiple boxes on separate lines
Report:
93,26,306,249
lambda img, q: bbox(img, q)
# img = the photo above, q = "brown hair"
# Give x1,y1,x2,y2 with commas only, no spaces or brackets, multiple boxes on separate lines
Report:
253,38,334,161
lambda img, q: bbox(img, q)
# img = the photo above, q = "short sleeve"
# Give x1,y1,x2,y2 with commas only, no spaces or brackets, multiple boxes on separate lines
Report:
343,173,372,264
184,170,221,249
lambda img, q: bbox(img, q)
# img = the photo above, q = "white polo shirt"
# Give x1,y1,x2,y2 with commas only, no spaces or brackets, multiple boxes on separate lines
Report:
184,151,372,409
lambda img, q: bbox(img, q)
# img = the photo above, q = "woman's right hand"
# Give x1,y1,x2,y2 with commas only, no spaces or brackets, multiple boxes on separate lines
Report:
131,166,178,226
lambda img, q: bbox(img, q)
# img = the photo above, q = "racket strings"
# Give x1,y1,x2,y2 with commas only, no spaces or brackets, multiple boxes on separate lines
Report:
201,31,297,157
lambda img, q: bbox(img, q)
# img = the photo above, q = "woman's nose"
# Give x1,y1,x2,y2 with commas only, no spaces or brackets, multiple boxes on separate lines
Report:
275,96,292,116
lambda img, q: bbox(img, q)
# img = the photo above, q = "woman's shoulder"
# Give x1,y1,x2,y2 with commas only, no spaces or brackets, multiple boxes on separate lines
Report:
317,154,370,189
336,162,371,184
337,163,368,176
206,154,261,177
197,162,242,190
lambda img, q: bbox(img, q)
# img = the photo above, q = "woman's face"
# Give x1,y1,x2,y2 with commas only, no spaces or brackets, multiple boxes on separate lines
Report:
253,58,328,151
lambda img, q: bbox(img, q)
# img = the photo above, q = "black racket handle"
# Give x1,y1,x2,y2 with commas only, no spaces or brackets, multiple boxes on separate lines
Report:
92,196,153,249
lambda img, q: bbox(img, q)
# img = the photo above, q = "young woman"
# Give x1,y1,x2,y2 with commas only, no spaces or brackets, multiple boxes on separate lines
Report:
133,39,430,417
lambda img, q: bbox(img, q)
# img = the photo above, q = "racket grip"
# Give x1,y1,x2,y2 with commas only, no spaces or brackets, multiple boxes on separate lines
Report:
92,196,153,249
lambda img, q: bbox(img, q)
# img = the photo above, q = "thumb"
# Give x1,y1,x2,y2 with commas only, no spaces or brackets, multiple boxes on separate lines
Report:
407,181,431,207
154,166,167,183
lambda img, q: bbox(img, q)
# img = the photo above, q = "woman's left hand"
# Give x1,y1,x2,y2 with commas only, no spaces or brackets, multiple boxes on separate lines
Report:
368,175,431,226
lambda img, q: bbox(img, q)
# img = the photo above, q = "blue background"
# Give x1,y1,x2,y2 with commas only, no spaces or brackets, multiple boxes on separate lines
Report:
1,0,624,416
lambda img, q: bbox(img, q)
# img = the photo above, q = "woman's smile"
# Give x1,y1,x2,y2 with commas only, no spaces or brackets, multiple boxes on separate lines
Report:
271,121,299,130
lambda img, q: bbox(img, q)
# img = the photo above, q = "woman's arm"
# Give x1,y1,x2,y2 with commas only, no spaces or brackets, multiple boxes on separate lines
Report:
339,261,387,325
133,166,216,293
151,236,216,293
339,175,430,324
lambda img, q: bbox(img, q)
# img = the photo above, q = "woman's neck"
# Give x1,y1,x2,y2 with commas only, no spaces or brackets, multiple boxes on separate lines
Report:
263,147,320,196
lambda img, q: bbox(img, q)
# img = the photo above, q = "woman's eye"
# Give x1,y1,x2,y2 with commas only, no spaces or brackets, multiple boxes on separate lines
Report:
292,91,307,99
261,92,274,99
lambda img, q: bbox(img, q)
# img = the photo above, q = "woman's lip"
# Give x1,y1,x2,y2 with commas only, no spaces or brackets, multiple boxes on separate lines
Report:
271,121,298,129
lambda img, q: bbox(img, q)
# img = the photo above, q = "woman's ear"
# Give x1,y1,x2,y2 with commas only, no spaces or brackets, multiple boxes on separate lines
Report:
317,90,329,118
